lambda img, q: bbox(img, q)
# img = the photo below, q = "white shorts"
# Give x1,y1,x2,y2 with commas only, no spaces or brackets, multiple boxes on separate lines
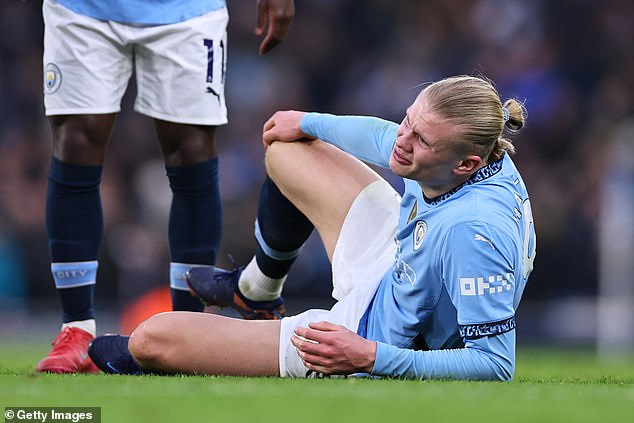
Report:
279,179,401,378
43,0,228,125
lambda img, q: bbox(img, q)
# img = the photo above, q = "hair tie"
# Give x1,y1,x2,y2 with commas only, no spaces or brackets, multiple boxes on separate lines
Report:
502,107,510,123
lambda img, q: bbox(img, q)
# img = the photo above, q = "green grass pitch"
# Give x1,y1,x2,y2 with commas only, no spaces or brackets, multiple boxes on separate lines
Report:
1,342,633,423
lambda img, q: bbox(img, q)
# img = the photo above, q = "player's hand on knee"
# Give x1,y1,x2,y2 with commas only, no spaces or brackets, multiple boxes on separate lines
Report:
291,321,377,375
262,110,314,148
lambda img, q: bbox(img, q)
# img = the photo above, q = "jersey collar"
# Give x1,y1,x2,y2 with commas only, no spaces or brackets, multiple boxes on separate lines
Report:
423,156,504,205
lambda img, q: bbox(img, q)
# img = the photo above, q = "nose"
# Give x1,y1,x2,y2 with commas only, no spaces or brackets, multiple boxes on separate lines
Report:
395,132,413,153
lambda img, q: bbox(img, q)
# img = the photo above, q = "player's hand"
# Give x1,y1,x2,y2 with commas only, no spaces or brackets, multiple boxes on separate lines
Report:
255,0,295,55
262,110,314,148
291,321,377,375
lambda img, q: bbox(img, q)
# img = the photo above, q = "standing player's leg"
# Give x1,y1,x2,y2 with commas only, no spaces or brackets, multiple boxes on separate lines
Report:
38,0,134,373
37,114,115,374
133,6,229,311
155,121,220,312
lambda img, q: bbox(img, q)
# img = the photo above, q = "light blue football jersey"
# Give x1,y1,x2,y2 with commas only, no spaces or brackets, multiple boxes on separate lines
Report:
54,0,226,25
301,113,536,380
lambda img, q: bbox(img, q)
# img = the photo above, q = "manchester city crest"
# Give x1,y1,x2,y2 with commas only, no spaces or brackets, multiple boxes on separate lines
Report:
413,220,427,251
44,63,62,94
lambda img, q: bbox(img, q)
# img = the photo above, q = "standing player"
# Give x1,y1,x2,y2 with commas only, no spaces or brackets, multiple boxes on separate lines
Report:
89,75,537,380
36,0,295,374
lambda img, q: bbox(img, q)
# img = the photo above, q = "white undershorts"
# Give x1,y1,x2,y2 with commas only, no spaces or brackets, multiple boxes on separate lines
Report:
43,0,228,125
279,179,401,378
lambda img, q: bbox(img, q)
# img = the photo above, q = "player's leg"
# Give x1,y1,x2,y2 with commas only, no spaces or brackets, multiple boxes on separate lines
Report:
133,7,229,312
238,140,382,299
129,312,280,376
187,140,384,315
39,114,115,374
185,173,312,317
240,175,314,301
264,140,383,261
155,121,220,312
39,0,132,373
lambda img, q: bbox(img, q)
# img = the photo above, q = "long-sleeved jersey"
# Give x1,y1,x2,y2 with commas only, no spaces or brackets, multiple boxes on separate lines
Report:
301,113,536,380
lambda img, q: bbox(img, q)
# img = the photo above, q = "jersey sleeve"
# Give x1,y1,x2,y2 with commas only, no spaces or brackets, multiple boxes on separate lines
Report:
372,330,515,380
441,221,517,328
300,113,398,168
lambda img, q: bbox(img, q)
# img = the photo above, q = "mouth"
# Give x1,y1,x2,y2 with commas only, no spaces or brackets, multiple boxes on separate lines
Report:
392,148,412,166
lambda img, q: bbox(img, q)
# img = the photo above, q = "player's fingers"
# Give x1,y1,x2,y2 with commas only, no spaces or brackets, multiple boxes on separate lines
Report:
262,128,279,146
259,8,293,55
254,0,267,36
308,321,343,332
262,115,276,133
296,349,327,367
262,116,277,146
294,327,334,345
291,334,327,356
259,33,282,56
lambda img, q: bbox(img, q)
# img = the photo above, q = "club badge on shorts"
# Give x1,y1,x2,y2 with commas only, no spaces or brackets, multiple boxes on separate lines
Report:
44,63,62,94
413,220,427,251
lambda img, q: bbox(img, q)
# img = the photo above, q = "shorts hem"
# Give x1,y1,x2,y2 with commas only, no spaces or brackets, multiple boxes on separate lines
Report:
45,107,121,116
134,106,228,126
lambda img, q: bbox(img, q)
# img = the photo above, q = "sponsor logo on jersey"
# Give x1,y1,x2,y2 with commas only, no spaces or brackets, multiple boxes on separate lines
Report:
44,63,62,94
474,234,495,250
459,273,512,296
413,220,427,251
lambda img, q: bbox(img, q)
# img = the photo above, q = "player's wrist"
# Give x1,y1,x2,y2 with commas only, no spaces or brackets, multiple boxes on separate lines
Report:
361,340,377,373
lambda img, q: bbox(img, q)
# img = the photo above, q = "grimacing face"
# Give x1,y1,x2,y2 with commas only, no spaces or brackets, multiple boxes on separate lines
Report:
389,96,464,197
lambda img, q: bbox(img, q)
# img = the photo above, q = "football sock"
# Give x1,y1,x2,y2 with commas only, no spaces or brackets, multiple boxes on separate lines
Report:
238,257,287,301
238,176,313,301
166,158,221,311
169,262,214,311
62,319,96,337
46,157,103,323
52,261,98,322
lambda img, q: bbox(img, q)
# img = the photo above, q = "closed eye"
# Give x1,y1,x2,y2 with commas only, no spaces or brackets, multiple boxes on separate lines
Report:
405,113,427,146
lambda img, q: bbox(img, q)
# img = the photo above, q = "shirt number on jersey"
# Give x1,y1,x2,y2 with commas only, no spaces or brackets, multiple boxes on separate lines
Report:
514,196,536,279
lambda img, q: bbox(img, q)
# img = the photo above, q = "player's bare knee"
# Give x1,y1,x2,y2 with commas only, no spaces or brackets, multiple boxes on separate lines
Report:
264,141,315,190
128,313,169,364
264,141,291,176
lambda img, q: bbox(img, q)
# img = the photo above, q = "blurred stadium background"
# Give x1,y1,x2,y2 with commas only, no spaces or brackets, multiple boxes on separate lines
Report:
0,1,632,356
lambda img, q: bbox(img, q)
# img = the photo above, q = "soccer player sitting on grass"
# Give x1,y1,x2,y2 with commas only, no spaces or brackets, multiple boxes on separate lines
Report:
89,75,536,380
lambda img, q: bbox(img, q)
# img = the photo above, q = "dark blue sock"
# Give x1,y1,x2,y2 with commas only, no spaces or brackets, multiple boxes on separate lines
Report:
46,157,103,322
255,176,314,278
167,158,221,311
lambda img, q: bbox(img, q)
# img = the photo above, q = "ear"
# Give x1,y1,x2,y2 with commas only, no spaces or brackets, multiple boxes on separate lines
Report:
453,155,483,176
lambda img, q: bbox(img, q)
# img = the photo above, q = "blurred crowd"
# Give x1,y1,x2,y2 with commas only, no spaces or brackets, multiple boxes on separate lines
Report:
1,0,633,318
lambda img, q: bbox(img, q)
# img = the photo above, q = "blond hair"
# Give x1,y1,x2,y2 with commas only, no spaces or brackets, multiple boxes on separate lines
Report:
421,75,526,162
